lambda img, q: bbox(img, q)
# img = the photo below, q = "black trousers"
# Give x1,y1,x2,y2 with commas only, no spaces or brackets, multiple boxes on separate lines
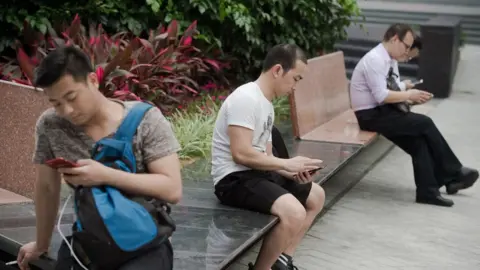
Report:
355,105,462,196
55,236,173,270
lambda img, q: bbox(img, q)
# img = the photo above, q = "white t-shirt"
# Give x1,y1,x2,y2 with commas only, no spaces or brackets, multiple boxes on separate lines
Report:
211,82,274,185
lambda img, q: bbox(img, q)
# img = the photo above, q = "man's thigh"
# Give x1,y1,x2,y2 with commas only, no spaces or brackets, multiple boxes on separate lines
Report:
215,170,295,214
369,112,432,138
276,174,313,208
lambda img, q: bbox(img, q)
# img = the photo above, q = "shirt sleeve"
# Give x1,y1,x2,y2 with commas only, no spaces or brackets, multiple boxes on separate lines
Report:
363,55,390,103
32,113,55,164
226,95,257,130
140,106,181,164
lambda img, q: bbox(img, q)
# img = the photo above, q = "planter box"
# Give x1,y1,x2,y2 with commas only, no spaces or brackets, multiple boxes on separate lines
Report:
0,80,50,199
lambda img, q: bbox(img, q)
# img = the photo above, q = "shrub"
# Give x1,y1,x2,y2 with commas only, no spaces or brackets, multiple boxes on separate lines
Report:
0,0,161,54
1,0,361,83
0,14,230,114
170,96,220,160
165,0,362,81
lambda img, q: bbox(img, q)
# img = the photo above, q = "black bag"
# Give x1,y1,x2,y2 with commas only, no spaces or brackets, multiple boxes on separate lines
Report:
387,67,411,113
271,125,290,159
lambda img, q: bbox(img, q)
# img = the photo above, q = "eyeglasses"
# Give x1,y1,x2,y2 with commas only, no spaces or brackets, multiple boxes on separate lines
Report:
400,39,412,51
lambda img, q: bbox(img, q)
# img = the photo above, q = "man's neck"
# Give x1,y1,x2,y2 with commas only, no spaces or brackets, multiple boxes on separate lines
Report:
381,41,394,59
255,74,276,101
84,97,124,128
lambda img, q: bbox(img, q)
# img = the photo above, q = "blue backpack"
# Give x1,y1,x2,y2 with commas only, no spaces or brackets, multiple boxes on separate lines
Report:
71,102,176,269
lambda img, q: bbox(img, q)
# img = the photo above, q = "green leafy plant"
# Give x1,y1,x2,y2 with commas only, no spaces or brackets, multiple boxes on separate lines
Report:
0,14,230,114
170,95,221,160
0,0,160,53
272,96,291,122
166,0,362,81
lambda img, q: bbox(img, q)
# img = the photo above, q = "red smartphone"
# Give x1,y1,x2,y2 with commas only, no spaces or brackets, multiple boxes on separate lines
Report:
45,158,79,169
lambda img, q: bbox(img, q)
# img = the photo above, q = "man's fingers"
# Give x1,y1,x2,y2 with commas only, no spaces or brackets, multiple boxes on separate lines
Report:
17,250,25,265
305,159,323,166
298,172,309,183
304,165,320,172
19,254,30,270
58,165,85,175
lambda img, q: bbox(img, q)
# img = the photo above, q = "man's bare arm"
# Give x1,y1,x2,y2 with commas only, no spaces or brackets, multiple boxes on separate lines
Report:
266,142,295,179
229,126,286,171
103,153,182,204
35,165,62,252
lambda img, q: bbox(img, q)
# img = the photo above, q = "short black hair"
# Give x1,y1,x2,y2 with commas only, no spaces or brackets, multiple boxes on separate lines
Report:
34,46,94,88
412,35,422,50
261,44,307,73
383,23,414,43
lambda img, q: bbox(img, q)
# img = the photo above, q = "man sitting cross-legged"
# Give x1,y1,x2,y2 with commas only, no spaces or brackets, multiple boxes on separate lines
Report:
211,44,326,270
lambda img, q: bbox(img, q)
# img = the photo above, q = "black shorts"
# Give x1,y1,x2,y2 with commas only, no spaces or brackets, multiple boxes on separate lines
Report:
55,236,173,270
214,170,312,214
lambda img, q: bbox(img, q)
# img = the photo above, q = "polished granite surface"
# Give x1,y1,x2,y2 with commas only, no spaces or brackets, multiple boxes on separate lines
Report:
0,122,366,270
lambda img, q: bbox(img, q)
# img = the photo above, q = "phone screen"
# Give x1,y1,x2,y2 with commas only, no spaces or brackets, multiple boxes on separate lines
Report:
411,79,423,86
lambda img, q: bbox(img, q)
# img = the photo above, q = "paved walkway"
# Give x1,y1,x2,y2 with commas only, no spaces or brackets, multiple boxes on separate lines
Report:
230,45,480,270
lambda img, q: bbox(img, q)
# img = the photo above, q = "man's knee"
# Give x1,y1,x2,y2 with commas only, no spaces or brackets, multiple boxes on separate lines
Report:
306,183,325,213
271,194,306,233
413,113,435,127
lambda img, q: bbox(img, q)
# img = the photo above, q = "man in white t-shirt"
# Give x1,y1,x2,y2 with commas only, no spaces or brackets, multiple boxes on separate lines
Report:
211,44,326,270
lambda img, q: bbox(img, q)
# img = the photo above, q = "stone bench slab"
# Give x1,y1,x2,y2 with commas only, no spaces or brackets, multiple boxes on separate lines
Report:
300,110,377,145
0,123,368,270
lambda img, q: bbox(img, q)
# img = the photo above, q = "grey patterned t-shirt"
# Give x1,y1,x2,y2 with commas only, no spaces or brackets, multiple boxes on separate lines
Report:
32,100,181,173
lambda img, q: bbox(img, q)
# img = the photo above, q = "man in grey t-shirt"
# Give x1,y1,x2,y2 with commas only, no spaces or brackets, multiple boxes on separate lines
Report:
16,46,182,270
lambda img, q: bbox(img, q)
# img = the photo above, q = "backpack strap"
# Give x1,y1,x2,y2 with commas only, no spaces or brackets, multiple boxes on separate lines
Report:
115,102,153,142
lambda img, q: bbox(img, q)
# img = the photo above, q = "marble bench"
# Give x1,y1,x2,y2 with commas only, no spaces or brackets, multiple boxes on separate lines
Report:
0,52,380,270
0,51,439,269
0,129,370,270
289,51,378,147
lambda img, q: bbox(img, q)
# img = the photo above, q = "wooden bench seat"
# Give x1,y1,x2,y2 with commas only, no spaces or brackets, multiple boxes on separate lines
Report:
289,51,377,146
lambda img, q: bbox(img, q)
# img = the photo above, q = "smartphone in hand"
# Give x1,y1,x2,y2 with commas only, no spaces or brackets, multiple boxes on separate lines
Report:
411,79,423,86
45,158,79,169
307,166,325,175
294,166,325,179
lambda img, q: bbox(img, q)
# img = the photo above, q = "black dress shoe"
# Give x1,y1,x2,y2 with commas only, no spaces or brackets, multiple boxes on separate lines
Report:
416,195,454,207
446,167,479,195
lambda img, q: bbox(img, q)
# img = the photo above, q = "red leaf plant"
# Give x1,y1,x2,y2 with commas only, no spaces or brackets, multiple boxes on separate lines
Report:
0,14,231,114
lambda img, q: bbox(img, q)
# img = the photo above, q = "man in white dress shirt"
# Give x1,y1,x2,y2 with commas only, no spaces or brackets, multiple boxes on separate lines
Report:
391,36,422,92
350,23,478,207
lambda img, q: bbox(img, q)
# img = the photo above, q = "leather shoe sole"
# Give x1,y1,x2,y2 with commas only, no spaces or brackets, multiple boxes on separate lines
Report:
416,195,454,207
446,169,479,195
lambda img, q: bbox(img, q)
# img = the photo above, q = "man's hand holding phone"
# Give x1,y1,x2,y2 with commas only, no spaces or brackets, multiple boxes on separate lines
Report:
45,158,110,187
293,166,325,183
407,89,433,104
403,79,423,90
282,156,324,184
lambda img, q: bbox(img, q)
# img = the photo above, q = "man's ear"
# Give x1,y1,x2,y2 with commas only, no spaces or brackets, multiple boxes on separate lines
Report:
272,64,284,78
87,72,99,88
